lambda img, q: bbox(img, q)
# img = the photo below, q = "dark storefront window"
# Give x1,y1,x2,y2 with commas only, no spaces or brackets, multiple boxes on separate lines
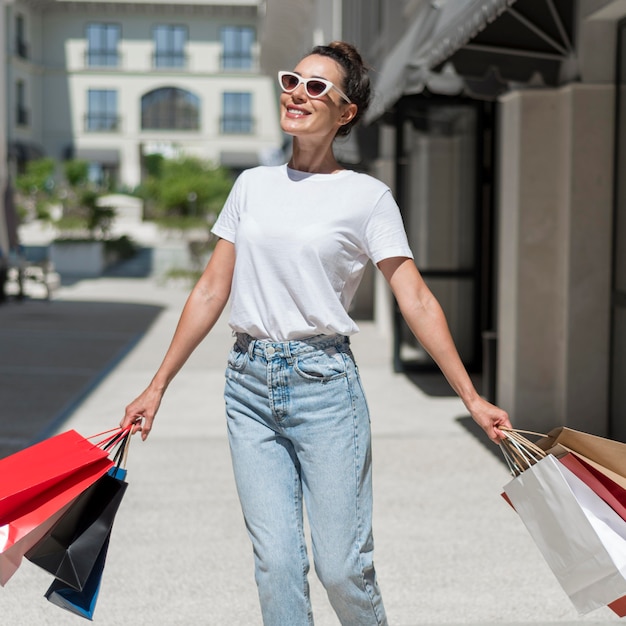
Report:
392,97,494,378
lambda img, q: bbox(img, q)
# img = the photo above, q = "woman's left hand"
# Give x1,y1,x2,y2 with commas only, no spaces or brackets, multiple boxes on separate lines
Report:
467,397,512,443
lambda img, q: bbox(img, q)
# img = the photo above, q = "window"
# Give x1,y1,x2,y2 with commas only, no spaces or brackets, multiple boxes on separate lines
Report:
221,92,253,133
86,23,120,67
154,25,187,68
86,90,118,132
141,87,199,130
221,26,254,70
16,80,28,126
16,14,28,59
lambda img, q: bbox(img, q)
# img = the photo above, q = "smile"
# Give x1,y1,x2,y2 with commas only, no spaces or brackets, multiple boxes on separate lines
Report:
286,107,310,116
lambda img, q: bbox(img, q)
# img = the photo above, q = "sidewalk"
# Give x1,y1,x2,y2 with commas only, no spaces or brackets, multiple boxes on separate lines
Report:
1,274,621,625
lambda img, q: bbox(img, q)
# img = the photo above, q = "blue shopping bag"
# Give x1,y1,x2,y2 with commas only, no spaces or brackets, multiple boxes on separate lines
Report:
42,466,128,620
44,534,110,620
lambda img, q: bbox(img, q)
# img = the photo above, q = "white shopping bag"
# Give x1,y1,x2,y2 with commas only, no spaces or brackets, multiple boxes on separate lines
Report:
504,454,626,614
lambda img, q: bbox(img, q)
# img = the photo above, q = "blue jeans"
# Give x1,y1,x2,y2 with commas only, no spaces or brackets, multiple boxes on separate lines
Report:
224,333,388,626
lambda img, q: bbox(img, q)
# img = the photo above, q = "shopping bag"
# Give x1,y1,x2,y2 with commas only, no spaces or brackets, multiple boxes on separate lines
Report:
537,426,626,482
0,427,129,586
43,435,130,621
0,459,112,586
504,453,626,614
45,535,111,621
0,500,73,587
557,452,626,618
609,594,626,617
0,430,110,521
559,452,626,522
26,467,128,590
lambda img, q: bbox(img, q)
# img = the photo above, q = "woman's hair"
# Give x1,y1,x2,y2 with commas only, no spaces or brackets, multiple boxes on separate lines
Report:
309,41,371,137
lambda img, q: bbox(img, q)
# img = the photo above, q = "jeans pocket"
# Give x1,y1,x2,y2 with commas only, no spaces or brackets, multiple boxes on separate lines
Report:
294,349,347,382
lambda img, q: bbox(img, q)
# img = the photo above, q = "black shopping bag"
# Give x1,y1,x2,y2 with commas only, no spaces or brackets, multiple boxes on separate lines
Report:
26,467,127,591
45,534,110,621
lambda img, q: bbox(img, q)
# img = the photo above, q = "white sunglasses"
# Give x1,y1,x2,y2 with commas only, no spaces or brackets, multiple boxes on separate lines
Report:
278,71,352,104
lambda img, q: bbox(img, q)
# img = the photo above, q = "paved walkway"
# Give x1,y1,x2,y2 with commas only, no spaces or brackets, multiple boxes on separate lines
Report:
1,274,621,625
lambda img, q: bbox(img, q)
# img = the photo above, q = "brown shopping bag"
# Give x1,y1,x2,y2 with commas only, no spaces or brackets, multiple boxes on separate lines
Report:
537,426,626,486
501,431,626,614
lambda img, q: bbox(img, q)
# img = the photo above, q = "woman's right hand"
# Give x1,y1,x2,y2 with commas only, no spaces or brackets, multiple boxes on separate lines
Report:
121,384,164,441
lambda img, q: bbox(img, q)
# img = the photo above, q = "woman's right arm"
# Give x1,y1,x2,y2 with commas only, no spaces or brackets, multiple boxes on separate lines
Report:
121,238,236,439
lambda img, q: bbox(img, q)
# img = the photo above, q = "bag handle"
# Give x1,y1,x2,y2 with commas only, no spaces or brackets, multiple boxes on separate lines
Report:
500,428,548,476
108,428,132,478
86,426,132,477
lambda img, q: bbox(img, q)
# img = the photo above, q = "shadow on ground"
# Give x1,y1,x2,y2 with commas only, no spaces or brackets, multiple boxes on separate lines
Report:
0,297,162,459
404,369,509,469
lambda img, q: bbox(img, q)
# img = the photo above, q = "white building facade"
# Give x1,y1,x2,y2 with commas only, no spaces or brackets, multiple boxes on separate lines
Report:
5,0,283,189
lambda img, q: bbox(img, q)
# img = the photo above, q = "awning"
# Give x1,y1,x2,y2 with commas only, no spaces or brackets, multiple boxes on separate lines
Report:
219,151,259,168
75,148,120,165
366,0,576,122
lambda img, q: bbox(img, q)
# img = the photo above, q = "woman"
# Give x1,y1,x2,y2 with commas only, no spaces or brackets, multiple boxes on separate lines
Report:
122,41,512,626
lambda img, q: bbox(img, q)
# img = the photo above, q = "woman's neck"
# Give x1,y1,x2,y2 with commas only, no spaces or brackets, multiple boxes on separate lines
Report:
288,138,344,174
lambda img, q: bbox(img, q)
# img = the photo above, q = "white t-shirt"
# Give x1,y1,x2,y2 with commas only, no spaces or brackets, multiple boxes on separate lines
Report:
211,164,413,341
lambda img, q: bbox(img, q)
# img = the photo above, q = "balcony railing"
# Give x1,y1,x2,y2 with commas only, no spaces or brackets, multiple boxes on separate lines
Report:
84,113,120,132
220,116,255,134
85,50,121,68
220,51,258,72
152,52,188,70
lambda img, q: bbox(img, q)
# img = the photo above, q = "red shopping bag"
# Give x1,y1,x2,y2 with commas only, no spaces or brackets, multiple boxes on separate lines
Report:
0,500,73,587
0,457,113,586
0,427,129,586
0,430,110,522
559,453,626,522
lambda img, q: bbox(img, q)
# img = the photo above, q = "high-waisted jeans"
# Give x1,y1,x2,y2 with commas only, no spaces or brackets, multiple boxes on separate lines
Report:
224,333,387,626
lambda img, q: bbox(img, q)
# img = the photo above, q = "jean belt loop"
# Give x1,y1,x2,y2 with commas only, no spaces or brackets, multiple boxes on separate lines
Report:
284,342,294,364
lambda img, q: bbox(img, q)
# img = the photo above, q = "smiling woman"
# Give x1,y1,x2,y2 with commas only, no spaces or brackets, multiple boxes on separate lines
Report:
120,40,511,626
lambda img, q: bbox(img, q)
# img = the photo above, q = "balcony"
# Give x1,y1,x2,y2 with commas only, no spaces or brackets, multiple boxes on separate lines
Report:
152,52,188,70
85,50,121,68
220,51,258,72
84,114,120,133
220,116,255,134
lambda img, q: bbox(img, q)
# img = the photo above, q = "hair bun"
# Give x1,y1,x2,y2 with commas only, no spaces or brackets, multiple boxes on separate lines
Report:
308,41,371,137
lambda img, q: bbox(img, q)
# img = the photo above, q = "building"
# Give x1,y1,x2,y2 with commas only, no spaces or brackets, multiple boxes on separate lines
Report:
332,0,624,438
4,0,283,190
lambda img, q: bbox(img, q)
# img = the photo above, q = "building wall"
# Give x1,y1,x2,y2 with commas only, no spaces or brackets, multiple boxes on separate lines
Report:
497,84,614,432
6,0,282,188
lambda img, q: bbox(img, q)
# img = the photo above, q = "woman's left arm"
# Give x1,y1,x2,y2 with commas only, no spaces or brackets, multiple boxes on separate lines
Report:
378,256,512,443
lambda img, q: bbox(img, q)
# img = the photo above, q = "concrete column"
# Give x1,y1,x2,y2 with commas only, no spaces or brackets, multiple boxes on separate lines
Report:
496,84,614,434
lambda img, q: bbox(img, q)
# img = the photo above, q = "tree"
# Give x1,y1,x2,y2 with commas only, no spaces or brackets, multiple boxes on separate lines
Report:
15,158,57,219
15,157,56,195
140,156,233,220
64,159,89,187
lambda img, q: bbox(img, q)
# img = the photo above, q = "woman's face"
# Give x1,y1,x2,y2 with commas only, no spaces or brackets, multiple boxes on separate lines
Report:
279,54,354,140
